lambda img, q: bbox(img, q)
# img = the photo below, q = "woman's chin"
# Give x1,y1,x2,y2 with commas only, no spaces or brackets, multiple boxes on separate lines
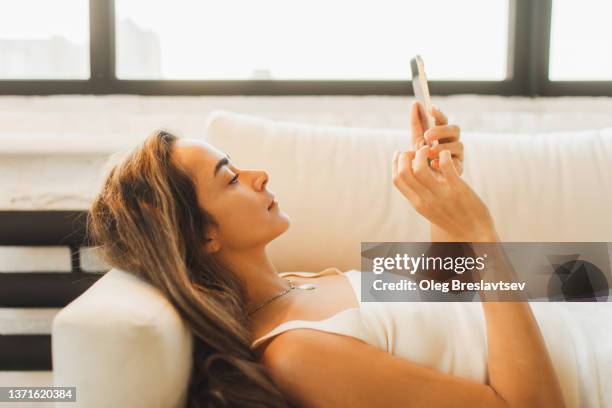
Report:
268,203,290,220
272,214,291,235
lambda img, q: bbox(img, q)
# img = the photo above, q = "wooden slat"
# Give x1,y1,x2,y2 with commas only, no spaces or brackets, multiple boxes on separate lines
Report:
0,273,103,307
0,211,88,246
0,335,51,370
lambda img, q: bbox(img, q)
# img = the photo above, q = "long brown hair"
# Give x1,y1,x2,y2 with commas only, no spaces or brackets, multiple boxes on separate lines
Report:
87,130,291,407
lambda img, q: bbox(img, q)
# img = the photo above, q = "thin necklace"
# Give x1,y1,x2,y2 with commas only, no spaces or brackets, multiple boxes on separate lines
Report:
247,278,316,316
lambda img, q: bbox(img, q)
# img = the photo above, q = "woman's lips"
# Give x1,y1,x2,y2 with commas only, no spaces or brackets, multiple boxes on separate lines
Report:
268,199,277,211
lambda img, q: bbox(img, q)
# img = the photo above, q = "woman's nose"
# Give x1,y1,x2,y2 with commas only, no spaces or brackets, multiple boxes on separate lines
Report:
253,170,269,191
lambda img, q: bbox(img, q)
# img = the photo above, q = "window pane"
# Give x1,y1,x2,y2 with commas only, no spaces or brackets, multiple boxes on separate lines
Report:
549,0,612,81
0,0,89,79
116,0,509,81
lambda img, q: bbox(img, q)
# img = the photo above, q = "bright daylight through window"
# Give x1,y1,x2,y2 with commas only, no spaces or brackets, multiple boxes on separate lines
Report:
0,0,89,79
115,0,509,81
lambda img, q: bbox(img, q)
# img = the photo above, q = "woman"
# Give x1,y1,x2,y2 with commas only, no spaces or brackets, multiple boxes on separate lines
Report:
87,103,566,408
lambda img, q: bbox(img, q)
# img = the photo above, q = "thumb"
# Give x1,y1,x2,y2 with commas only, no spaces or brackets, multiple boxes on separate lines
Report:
439,149,461,186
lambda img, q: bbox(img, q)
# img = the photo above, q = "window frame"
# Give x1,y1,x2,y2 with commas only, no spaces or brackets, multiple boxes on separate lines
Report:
0,0,610,96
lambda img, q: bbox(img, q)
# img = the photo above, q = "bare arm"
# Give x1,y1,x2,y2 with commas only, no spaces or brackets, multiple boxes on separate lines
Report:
262,309,564,408
481,301,565,407
262,329,507,408
474,241,566,408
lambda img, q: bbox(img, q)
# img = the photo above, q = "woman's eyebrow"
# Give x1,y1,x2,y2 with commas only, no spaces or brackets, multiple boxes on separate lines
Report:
213,154,231,177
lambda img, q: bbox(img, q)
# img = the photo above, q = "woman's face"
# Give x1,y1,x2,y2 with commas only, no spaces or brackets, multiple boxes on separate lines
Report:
172,138,290,253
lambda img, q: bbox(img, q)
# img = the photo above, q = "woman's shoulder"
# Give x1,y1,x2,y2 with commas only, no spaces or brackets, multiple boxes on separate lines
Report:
258,324,370,368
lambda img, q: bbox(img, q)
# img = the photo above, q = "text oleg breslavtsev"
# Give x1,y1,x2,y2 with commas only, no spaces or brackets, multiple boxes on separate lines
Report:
372,279,526,293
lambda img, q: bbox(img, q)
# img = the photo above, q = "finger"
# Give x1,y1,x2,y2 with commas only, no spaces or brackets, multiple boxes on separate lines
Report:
396,150,434,202
393,150,422,206
410,101,426,150
424,124,461,144
392,150,401,180
413,146,442,195
433,157,464,176
431,105,448,126
429,141,464,162
438,149,461,187
429,159,446,181
453,158,464,176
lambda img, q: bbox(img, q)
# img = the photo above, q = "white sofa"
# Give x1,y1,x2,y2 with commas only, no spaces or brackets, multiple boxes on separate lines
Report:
52,109,612,407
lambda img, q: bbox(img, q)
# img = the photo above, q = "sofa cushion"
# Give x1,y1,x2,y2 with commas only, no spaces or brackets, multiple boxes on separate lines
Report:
204,110,612,272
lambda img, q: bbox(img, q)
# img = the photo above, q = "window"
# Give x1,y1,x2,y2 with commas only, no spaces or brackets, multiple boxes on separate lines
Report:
2,0,612,95
0,0,89,79
549,0,612,81
115,0,509,81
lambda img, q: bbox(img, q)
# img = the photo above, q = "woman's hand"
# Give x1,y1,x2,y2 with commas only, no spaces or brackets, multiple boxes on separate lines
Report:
410,102,463,175
392,146,498,242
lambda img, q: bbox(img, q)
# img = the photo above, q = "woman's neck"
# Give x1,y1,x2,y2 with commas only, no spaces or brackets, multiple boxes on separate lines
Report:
216,246,291,315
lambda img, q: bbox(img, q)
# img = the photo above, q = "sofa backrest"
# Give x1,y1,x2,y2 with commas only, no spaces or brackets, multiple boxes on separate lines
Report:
204,110,612,272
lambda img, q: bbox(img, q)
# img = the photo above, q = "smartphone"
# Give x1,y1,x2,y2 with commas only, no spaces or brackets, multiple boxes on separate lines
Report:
410,55,436,148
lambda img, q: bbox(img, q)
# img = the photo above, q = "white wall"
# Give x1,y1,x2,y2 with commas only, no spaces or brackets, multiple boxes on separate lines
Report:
2,94,612,146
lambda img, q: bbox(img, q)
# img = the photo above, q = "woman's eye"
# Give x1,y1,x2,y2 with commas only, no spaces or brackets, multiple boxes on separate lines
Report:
229,174,239,185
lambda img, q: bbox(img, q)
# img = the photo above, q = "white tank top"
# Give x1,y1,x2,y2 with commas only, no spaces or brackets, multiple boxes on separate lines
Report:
250,268,601,408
